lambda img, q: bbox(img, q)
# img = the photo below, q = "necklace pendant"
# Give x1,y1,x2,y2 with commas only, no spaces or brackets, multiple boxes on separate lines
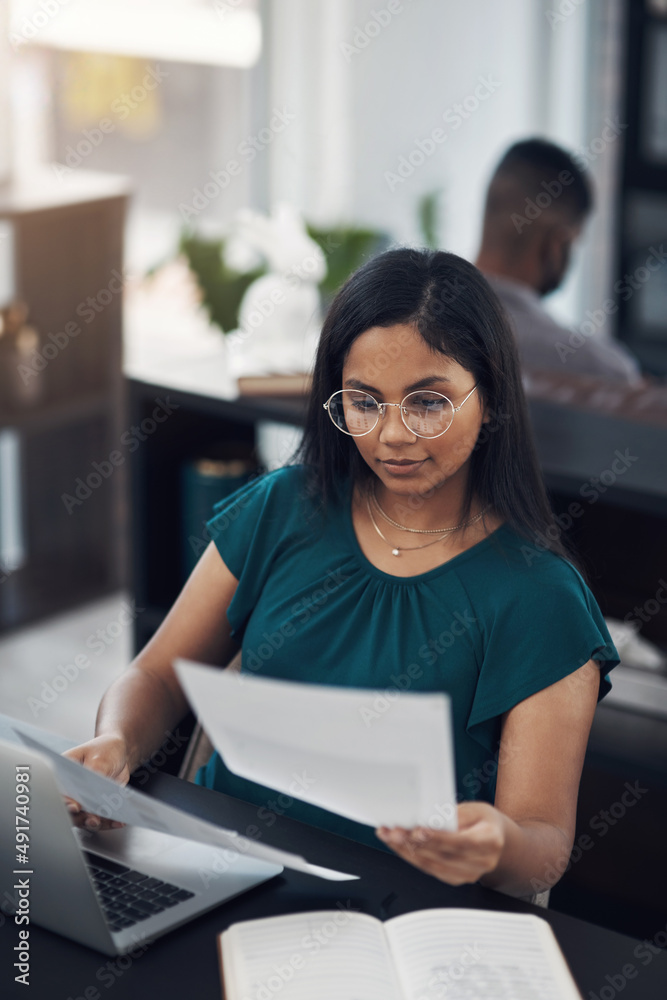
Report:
392,548,400,556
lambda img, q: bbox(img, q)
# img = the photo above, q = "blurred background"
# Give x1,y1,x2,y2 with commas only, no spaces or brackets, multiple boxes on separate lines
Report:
3,0,665,334
1,0,667,946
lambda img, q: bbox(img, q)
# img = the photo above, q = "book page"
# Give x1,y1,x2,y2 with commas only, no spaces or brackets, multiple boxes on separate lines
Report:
384,908,582,1000
222,910,403,1000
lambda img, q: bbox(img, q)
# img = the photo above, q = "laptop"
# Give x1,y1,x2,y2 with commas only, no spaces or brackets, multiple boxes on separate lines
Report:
0,735,283,956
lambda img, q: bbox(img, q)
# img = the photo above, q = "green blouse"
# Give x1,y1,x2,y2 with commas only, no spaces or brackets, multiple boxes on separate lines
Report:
196,465,619,849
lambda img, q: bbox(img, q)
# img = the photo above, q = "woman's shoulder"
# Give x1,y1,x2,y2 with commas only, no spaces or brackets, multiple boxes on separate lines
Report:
456,524,605,642
471,520,589,593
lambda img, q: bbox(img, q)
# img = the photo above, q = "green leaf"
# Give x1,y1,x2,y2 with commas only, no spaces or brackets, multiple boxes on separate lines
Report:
179,233,265,335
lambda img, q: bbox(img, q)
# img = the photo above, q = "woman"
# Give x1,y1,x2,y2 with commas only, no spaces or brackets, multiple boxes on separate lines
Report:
67,248,619,899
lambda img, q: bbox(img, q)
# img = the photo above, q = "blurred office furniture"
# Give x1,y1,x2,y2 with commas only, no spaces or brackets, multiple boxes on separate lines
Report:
127,375,305,652
617,0,667,374
523,369,667,644
180,456,255,578
129,366,667,652
0,170,129,633
521,368,667,938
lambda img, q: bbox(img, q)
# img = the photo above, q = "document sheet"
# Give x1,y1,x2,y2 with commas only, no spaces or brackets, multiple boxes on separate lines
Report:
16,731,358,881
175,660,458,830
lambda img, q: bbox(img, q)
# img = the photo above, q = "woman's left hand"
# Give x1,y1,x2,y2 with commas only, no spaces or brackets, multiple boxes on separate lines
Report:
376,801,507,886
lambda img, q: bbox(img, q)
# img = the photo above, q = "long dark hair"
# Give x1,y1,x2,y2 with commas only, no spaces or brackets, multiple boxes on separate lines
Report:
295,247,581,570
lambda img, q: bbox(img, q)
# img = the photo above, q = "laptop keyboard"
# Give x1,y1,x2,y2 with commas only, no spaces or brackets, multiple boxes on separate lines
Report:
83,851,195,934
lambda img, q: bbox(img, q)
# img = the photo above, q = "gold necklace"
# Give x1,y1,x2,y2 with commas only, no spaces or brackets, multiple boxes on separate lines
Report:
366,496,489,556
372,485,491,534
371,488,491,534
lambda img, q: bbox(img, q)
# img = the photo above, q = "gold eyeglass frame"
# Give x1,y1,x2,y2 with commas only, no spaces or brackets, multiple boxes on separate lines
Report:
323,385,478,439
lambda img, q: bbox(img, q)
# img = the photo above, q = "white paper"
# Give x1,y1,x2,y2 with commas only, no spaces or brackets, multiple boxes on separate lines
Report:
174,660,458,830
17,732,358,881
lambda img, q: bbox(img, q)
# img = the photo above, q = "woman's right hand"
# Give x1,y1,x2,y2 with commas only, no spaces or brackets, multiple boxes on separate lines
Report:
62,734,132,832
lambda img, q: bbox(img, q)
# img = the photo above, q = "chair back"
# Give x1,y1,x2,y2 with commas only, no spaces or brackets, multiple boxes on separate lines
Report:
177,649,242,781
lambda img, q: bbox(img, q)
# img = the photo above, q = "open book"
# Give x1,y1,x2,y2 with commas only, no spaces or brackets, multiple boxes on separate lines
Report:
218,907,582,999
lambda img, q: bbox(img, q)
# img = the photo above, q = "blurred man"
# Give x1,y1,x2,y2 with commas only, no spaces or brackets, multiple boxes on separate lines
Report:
475,138,642,384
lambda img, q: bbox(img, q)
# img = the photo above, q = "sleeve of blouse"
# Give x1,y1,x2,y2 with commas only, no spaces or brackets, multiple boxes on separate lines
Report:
204,466,299,636
466,557,621,753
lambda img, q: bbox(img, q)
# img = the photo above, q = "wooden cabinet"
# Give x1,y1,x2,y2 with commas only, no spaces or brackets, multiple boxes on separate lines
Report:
0,171,129,632
128,369,667,655
127,377,307,651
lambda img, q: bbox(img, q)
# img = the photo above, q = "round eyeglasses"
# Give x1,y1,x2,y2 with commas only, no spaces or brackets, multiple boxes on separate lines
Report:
323,385,478,439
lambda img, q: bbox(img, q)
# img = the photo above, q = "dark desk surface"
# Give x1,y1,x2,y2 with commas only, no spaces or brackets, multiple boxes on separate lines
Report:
2,771,666,1000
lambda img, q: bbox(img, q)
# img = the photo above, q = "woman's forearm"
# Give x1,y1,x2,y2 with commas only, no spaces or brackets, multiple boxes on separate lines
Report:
94,662,189,773
91,543,240,771
479,814,572,897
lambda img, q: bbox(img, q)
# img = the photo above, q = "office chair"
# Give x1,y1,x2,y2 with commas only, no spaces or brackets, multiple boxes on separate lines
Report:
177,649,241,783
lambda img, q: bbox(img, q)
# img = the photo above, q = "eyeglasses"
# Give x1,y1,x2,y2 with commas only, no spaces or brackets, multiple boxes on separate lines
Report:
323,385,478,439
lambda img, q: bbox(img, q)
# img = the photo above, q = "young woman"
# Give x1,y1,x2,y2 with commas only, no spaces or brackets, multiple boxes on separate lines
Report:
66,248,619,899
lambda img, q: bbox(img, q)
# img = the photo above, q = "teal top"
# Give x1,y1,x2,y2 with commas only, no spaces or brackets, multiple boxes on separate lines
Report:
196,465,619,849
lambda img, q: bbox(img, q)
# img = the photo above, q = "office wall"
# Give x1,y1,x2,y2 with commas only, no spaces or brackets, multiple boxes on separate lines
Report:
266,0,619,331
3,0,624,333
347,0,548,252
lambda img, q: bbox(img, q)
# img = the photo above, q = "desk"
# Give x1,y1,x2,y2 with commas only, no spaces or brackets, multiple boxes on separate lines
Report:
125,370,667,650
1,769,666,1000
